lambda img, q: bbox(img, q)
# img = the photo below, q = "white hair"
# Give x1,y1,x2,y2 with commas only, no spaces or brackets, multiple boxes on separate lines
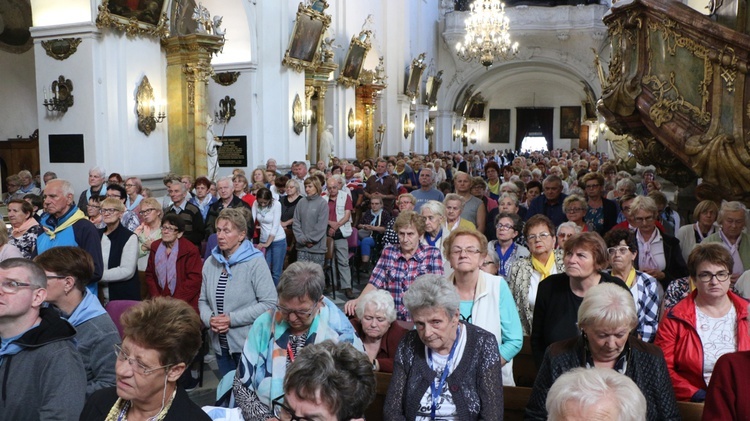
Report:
355,289,397,323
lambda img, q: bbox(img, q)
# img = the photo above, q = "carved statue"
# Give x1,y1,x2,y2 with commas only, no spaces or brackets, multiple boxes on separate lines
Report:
319,125,334,166
206,114,223,181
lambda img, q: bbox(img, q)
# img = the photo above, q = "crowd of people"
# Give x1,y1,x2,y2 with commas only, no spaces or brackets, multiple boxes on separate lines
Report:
3,146,750,419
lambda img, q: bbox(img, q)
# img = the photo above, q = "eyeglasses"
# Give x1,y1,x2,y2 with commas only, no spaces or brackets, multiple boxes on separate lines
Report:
557,233,574,239
276,303,317,318
527,232,552,242
86,205,101,209
161,225,179,233
139,208,156,216
496,223,514,231
607,246,632,256
100,208,119,215
272,396,315,421
450,247,482,256
585,184,601,189
480,260,496,267
566,207,586,213
0,280,40,294
696,271,731,284
113,344,172,376
634,216,654,223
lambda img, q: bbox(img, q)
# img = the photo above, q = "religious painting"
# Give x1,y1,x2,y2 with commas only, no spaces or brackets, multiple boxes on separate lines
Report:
282,1,331,73
489,109,511,144
96,0,170,38
560,106,581,138
0,0,33,54
338,29,371,88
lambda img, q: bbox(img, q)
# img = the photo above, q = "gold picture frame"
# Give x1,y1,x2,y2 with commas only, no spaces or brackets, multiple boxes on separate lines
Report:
96,0,170,39
281,0,332,73
405,53,427,99
337,29,372,89
424,70,443,107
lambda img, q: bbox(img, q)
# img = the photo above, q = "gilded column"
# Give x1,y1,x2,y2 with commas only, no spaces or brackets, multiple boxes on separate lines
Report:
316,85,328,162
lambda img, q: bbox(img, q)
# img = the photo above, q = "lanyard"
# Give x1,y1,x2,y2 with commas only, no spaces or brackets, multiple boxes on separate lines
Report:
425,229,443,247
428,326,461,420
496,242,515,276
287,341,296,363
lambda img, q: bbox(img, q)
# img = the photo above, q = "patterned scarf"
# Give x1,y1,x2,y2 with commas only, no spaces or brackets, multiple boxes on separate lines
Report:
637,229,659,270
155,240,179,294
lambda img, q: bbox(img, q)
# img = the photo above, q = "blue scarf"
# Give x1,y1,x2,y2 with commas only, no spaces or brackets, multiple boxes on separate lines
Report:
210,239,263,280
66,290,108,327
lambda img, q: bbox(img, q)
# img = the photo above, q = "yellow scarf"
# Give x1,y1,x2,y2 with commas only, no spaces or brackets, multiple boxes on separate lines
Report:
531,253,555,280
488,179,500,195
43,209,87,240
624,267,637,288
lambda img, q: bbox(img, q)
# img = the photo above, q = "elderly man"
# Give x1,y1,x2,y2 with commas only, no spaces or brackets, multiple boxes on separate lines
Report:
411,167,444,212
292,161,310,197
36,179,104,295
205,176,250,235
525,174,568,227
0,258,87,420
704,201,750,281
18,170,41,196
266,158,283,177
345,211,444,321
164,180,205,246
364,158,399,212
326,177,355,299
77,166,107,217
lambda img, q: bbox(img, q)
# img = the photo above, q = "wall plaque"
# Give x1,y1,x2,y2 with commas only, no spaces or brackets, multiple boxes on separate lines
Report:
218,135,247,167
49,134,84,163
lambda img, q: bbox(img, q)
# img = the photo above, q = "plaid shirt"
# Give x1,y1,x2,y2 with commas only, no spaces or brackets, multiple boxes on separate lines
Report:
369,243,444,321
607,269,660,343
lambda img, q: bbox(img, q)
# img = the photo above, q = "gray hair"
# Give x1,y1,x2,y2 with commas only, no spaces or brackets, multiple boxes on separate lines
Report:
531,169,542,178
47,179,75,198
420,167,437,185
216,176,233,188
562,194,586,213
403,274,459,319
0,258,47,289
500,182,519,193
89,166,106,178
546,367,646,421
355,289,397,323
718,201,748,225
443,193,465,210
629,196,658,216
420,200,446,219
556,221,582,236
278,261,324,302
332,174,345,188
18,170,32,180
543,174,563,186
498,192,520,207
615,178,636,194
578,283,637,332
216,208,248,234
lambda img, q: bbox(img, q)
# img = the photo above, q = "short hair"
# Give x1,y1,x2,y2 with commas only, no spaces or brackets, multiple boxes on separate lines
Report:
542,174,563,187
139,198,162,217
161,213,186,232
421,168,437,184
403,274,460,319
398,193,416,205
0,258,47,288
89,166,106,177
106,183,127,200
284,341,375,420
562,194,586,213
526,180,543,193
125,177,143,194
108,173,123,184
618,193,637,209
355,289,397,323
615,178,637,195
523,214,556,238
556,221,582,236
470,176,487,189
563,232,610,271
121,297,202,366
303,177,322,195
546,367,646,421
647,190,668,208
43,171,58,181
578,283,638,332
693,199,719,222
581,171,604,187
275,175,289,190
285,178,299,191
393,210,426,236
216,208,248,234
277,261,324,302
499,181,519,193
443,227,488,259
717,201,747,225
495,212,523,233
628,195,658,216
233,174,248,190
193,176,211,190
8,198,34,219
603,229,637,251
100,197,125,212
443,193,465,210
420,200,446,219
34,247,94,293
18,170,32,180
498,192,520,208
46,179,75,198
484,161,500,175
687,243,734,279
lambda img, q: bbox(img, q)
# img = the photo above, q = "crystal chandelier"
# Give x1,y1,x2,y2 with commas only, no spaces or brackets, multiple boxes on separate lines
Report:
456,0,519,69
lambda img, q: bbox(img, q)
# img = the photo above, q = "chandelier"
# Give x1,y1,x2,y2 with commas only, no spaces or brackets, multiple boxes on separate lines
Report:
456,0,519,69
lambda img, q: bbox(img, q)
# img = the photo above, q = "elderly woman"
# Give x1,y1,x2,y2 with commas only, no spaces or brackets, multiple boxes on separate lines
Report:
544,368,648,421
603,229,660,343
98,198,140,302
581,172,618,234
445,228,523,386
350,290,409,373
87,196,105,229
655,243,750,402
488,212,529,277
703,201,750,281
6,198,40,259
443,193,476,234
631,196,688,290
233,261,362,420
292,177,329,268
383,193,416,245
188,176,216,222
199,208,277,377
384,274,504,419
133,197,163,271
524,181,542,209
526,283,679,420
420,200,449,268
80,298,211,420
145,214,203,312
358,196,392,267
531,232,630,366
555,221,581,250
563,194,589,232
676,199,718,263
252,187,286,286
507,214,565,334
36,247,120,398
497,192,527,225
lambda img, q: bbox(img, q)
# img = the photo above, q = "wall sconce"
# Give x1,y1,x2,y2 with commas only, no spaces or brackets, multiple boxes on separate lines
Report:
403,114,415,139
424,119,434,139
43,75,74,113
136,76,165,136
292,94,304,135
469,129,478,144
347,108,361,139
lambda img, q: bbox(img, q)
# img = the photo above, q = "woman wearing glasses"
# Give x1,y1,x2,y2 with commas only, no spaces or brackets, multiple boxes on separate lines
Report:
655,243,750,402
80,297,211,420
199,208,277,377
133,197,163,271
555,221,581,251
507,214,564,335
98,198,140,302
487,212,528,277
444,227,523,386
581,172,618,235
562,194,589,232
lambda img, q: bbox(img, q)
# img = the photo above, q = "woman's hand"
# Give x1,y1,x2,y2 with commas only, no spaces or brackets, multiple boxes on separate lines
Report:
209,314,231,334
344,299,358,316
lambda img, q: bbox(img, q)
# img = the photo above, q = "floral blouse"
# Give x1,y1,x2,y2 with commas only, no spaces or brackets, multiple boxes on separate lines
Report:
9,224,44,259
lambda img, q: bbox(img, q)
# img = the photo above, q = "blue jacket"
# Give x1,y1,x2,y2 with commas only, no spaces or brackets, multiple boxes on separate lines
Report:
525,193,568,227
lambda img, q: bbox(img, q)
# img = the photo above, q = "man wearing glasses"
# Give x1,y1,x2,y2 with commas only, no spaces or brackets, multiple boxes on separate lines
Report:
0,258,86,420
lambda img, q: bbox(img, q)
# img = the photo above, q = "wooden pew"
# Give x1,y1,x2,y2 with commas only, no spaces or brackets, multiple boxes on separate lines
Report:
503,386,533,421
363,372,391,421
677,401,704,421
513,336,538,387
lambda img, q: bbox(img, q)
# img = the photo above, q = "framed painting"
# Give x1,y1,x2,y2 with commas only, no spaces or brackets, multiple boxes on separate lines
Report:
282,1,331,73
464,93,487,121
560,106,581,138
424,70,443,107
489,109,510,144
96,0,170,38
405,53,427,99
338,29,371,88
